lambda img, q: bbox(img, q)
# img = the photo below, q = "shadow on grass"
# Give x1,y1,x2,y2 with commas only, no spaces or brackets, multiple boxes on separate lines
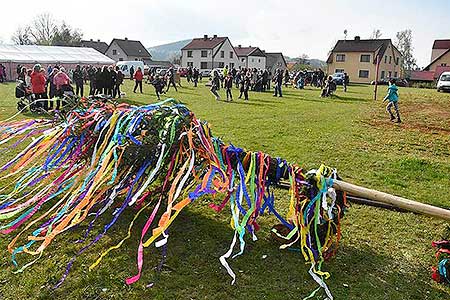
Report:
4,203,446,300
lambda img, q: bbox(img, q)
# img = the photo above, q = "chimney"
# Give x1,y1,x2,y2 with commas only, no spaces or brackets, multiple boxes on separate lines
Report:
125,37,128,41
355,36,361,41
213,34,217,38
204,34,208,40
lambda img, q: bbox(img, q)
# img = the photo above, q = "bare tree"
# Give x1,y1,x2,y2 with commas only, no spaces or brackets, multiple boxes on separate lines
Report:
11,13,83,47
29,13,57,45
395,29,417,76
11,26,33,45
370,29,382,39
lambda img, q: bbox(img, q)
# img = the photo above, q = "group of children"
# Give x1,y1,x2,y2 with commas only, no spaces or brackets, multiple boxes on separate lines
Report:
210,69,252,102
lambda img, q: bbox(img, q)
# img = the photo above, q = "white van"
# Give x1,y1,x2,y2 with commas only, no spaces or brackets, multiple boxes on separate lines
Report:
437,72,450,92
116,61,145,77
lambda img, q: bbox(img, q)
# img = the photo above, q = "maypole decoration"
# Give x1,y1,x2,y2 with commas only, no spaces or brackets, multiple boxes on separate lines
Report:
0,99,346,299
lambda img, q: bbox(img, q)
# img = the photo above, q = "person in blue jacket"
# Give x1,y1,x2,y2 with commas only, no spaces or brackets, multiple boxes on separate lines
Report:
383,79,401,123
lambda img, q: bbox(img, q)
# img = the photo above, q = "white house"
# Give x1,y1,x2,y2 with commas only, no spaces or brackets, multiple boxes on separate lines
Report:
234,46,267,70
105,38,152,64
181,35,239,71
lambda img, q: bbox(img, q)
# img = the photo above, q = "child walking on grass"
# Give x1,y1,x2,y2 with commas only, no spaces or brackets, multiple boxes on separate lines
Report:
383,79,401,123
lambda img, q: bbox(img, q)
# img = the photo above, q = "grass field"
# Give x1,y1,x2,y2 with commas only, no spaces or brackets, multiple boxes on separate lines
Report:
0,79,449,300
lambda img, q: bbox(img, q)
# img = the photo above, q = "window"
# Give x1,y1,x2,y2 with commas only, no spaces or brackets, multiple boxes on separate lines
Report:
200,62,208,69
251,58,255,62
112,49,117,55
220,51,224,58
230,63,234,68
394,72,398,77
118,58,124,61
230,52,234,59
360,54,371,62
336,54,346,62
241,58,245,62
187,62,193,67
335,69,345,73
384,56,387,64
381,71,385,79
388,71,392,78
441,63,448,67
396,57,399,65
187,51,193,58
218,62,225,68
359,70,369,78
389,56,392,64
201,51,207,57
258,59,261,63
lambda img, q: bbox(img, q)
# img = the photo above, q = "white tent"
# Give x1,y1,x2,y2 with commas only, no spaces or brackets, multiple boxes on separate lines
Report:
0,44,114,64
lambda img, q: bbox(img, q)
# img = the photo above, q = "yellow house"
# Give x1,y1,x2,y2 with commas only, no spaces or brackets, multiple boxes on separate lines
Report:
327,36,403,84
424,39,450,73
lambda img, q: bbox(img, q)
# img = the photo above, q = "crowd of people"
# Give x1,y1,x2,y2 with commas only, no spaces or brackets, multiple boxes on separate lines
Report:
16,64,72,110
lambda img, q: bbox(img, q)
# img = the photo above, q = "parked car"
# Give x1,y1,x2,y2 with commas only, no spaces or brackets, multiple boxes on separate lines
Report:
331,73,345,85
116,61,145,77
200,69,211,77
156,68,168,76
437,72,450,92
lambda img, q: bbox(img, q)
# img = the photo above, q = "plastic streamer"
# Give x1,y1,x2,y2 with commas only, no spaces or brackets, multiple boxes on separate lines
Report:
0,98,347,299
432,240,450,284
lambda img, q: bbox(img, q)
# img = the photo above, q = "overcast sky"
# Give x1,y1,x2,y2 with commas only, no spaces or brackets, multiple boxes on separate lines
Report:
1,0,449,67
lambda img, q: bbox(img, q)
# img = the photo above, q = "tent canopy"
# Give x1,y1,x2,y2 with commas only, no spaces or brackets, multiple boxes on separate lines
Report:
0,44,115,64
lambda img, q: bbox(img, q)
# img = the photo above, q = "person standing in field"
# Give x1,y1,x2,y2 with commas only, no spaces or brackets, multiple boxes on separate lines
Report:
273,69,283,97
210,70,221,101
383,79,401,123
31,64,48,110
129,66,135,80
133,67,144,93
192,68,199,87
113,66,124,98
0,64,5,83
73,65,84,97
88,66,97,96
343,73,349,92
284,69,290,87
166,67,178,92
224,73,233,102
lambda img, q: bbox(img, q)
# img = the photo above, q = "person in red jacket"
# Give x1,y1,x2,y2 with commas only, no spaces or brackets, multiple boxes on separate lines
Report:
133,67,144,93
31,64,48,110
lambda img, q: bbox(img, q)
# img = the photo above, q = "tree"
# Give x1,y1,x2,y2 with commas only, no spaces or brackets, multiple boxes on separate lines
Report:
370,29,382,39
10,13,83,47
11,26,33,45
52,22,83,46
296,54,310,65
395,29,417,76
29,13,57,45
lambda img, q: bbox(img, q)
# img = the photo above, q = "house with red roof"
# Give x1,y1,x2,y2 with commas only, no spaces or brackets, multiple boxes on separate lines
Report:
424,39,450,75
181,35,239,71
410,39,450,84
326,36,403,84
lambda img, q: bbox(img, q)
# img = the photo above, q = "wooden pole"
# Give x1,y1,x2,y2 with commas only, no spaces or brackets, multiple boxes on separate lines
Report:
332,180,450,221
374,55,380,100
